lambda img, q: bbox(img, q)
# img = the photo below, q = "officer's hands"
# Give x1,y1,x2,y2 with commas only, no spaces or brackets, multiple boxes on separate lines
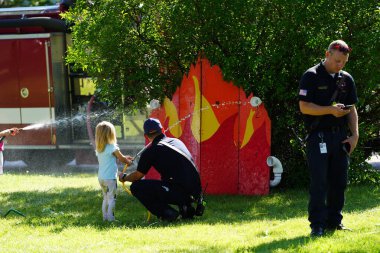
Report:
342,135,359,155
331,104,351,118
118,171,127,182
125,155,133,165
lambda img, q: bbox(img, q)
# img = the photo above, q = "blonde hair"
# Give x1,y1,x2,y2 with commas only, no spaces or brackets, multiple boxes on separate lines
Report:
95,121,117,153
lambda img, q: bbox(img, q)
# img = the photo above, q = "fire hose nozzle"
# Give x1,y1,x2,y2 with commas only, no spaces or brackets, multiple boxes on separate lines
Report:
10,128,21,136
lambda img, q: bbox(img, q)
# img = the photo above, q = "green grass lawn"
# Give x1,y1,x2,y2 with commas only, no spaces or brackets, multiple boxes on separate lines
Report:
0,173,379,253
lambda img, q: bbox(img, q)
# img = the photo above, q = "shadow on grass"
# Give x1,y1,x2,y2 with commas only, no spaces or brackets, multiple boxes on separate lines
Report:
199,184,380,225
1,183,379,232
236,235,312,253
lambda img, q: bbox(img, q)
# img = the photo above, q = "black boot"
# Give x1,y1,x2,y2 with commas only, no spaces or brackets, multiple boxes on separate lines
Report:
161,208,179,222
310,227,324,237
179,204,195,219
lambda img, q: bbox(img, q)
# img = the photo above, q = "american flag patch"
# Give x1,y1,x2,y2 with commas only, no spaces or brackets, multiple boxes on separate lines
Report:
299,89,307,96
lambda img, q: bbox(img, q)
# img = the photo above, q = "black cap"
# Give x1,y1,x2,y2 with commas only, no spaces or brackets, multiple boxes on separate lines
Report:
143,118,163,135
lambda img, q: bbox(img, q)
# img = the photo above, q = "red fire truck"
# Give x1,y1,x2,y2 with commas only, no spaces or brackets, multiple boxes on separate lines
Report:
0,2,145,167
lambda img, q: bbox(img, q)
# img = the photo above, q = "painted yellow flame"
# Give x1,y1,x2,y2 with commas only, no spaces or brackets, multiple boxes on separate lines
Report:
191,76,220,142
241,109,255,148
163,97,182,138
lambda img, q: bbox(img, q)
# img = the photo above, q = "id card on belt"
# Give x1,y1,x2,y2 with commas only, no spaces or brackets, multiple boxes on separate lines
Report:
319,143,327,154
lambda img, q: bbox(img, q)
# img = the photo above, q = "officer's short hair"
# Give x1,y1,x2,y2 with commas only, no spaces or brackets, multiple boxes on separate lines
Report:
328,40,352,55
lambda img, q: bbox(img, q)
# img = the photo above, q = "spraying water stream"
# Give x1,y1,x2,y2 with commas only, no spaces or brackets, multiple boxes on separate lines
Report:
132,97,261,161
20,109,122,132
14,96,261,169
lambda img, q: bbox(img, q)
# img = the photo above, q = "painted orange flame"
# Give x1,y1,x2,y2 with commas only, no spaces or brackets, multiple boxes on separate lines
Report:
149,58,271,195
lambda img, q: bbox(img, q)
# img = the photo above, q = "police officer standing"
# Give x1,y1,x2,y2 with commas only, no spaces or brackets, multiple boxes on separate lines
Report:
298,40,359,237
119,118,202,221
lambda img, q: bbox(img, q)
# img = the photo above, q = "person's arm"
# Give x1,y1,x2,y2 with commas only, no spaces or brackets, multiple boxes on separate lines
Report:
342,105,359,154
299,101,350,118
0,129,11,137
0,128,20,137
113,149,133,165
118,147,150,183
118,170,145,183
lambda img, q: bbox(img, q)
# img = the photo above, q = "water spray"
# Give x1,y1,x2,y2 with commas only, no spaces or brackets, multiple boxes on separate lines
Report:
21,123,46,131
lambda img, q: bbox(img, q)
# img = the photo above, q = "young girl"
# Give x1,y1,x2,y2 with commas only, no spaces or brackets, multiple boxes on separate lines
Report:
95,121,132,221
0,128,20,175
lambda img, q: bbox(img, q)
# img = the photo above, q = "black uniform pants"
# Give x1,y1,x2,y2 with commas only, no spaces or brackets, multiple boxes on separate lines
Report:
130,179,192,219
306,129,349,228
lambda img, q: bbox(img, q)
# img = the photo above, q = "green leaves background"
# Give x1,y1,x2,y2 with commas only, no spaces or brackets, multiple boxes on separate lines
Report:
64,0,379,186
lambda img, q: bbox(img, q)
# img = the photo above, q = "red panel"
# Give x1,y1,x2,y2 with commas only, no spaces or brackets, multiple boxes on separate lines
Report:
200,115,239,194
239,122,271,195
236,91,271,195
19,38,53,144
200,59,239,194
0,38,54,145
18,38,51,108
0,40,20,108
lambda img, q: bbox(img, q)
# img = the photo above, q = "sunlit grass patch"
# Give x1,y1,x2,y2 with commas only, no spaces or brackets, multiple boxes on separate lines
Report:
0,173,379,253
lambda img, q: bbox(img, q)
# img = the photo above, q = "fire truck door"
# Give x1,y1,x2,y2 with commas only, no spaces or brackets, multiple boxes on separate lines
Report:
0,38,21,124
0,34,55,145
18,36,54,128
16,36,56,146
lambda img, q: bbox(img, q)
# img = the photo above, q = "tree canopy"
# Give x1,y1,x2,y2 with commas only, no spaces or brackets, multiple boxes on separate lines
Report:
65,0,380,186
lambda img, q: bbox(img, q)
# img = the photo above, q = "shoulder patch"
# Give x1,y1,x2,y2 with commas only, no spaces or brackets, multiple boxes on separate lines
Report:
299,89,307,96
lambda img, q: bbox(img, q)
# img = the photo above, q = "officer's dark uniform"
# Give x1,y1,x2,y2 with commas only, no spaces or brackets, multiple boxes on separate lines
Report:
299,62,358,229
130,133,202,220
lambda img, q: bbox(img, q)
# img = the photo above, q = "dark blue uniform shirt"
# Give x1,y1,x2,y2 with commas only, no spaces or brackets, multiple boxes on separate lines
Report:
299,62,358,129
137,133,201,197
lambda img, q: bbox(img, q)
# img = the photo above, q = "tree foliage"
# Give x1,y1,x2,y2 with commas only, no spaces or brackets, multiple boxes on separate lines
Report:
64,0,380,187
